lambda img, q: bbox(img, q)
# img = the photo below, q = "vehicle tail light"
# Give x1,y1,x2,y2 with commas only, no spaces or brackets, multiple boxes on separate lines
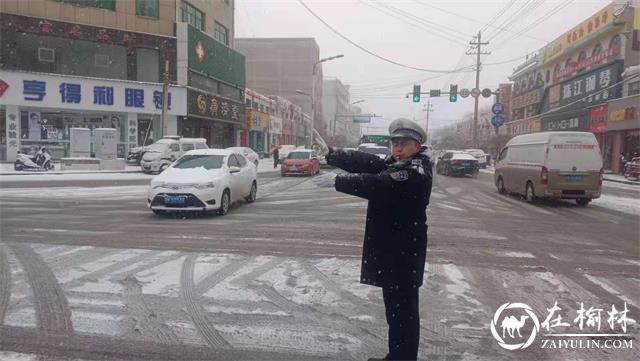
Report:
541,166,549,186
599,167,603,186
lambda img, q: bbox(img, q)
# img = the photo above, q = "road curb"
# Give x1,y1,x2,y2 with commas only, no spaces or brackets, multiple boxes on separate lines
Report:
0,170,143,176
603,176,640,186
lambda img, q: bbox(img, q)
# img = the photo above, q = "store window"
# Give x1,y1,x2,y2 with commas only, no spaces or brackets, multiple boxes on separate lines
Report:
136,0,159,18
609,34,621,48
214,22,229,46
4,33,127,80
136,48,160,82
59,0,116,11
545,70,550,84
181,1,205,31
629,81,640,96
565,57,572,67
536,73,543,87
592,43,602,57
553,64,561,77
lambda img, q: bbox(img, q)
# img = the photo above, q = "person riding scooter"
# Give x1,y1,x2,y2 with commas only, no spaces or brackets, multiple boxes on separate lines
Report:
14,146,54,171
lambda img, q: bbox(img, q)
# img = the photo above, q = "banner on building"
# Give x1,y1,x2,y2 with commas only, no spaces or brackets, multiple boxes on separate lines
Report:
187,89,244,125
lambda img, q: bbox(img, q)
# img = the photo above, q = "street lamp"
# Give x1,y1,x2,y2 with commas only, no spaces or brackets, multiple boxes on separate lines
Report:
308,54,344,147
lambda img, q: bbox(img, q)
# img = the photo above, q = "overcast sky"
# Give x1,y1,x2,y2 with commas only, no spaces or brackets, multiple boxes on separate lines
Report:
235,0,612,131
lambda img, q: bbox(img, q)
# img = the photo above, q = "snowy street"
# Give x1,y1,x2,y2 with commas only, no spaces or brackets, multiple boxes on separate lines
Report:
0,171,638,360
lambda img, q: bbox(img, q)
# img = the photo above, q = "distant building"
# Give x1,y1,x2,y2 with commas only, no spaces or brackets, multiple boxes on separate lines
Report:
322,78,350,144
235,38,324,136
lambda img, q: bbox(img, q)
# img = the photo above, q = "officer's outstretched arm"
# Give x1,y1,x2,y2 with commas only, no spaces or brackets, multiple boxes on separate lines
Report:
334,170,431,204
326,148,386,174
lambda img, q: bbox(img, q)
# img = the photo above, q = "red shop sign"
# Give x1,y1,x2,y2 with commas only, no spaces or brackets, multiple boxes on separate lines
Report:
588,105,608,133
555,44,620,81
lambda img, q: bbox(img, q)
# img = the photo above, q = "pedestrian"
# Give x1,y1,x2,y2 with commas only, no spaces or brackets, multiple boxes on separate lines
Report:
619,152,626,175
272,146,280,168
315,118,433,361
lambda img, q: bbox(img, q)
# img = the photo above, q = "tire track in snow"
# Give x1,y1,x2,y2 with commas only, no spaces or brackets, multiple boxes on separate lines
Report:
9,244,73,338
180,254,230,349
194,257,252,296
119,275,180,344
0,246,11,324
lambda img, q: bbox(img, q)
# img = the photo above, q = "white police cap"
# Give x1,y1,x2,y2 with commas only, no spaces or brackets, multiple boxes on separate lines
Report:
388,118,427,144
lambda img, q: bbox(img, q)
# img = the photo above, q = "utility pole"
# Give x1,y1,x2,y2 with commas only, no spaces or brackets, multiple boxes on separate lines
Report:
161,60,169,137
423,101,434,142
467,31,490,147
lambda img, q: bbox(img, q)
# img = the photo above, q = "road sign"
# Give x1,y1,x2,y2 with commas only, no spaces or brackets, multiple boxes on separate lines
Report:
492,102,505,114
353,116,371,123
460,88,470,98
481,88,493,98
491,114,504,127
429,89,441,97
470,88,481,98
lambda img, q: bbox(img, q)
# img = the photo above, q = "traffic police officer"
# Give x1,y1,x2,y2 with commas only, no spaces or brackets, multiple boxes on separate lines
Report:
321,118,433,360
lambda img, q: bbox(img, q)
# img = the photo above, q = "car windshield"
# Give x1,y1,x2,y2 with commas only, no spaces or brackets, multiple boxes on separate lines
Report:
287,152,311,160
360,147,390,156
146,143,170,153
173,155,224,169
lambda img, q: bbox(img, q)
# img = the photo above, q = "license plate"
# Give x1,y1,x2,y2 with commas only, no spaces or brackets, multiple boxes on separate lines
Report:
462,162,470,166
165,195,186,205
291,167,297,171
565,175,582,182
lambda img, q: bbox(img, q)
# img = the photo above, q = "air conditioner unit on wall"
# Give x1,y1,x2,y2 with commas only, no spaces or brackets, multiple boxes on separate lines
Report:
95,54,110,68
38,48,55,63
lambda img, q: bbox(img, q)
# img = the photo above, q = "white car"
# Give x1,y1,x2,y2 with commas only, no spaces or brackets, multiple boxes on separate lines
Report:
358,145,391,160
147,149,257,216
464,149,488,168
226,147,260,167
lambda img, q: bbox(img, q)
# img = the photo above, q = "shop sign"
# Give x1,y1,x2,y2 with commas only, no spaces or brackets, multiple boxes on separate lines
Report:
610,106,637,122
554,44,621,81
633,8,640,51
552,61,622,111
6,109,20,153
270,116,283,134
187,89,243,124
564,5,615,50
246,109,270,130
512,89,542,109
540,38,565,66
1,13,176,52
0,70,187,115
541,115,588,132
588,105,608,133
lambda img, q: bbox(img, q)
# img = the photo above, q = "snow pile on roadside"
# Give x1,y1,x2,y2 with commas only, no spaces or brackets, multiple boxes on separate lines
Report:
592,194,640,216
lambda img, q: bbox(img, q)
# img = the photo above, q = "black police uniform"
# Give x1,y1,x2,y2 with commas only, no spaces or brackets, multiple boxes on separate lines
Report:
326,148,432,360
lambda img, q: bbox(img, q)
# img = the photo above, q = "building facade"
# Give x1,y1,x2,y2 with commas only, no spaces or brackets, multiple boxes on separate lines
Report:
235,38,324,137
322,77,351,147
0,0,243,161
504,3,639,172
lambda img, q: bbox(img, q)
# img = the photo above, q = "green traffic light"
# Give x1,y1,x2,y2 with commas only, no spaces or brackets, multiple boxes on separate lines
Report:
413,95,420,102
449,95,457,102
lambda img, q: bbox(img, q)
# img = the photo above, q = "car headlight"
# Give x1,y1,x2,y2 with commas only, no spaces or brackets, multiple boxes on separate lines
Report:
194,182,215,190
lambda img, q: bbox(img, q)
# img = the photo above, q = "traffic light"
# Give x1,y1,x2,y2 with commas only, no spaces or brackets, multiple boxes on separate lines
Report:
412,85,421,103
449,84,458,102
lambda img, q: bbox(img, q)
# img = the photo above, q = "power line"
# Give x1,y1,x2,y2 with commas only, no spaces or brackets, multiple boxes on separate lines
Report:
297,0,475,73
411,0,549,43
480,0,517,33
368,0,471,43
485,0,545,42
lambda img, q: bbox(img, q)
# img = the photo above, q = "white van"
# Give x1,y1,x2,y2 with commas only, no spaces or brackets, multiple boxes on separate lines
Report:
140,137,208,173
494,131,603,206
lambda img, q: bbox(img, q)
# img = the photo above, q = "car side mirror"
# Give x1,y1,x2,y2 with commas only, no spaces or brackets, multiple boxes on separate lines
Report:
229,166,241,174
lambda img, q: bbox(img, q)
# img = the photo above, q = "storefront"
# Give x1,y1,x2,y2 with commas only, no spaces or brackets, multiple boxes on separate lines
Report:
0,70,186,161
182,89,244,148
606,95,640,172
281,119,294,145
269,116,283,147
245,109,269,154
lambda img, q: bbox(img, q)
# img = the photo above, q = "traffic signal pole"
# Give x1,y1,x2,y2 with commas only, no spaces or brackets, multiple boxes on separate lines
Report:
467,32,490,147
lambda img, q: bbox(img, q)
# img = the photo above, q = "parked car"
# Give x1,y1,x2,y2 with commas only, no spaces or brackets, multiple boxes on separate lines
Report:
278,145,298,162
127,146,147,165
358,145,391,159
148,149,257,216
281,149,320,176
227,147,259,167
624,157,640,179
140,137,208,174
494,131,603,206
464,149,488,168
436,152,479,177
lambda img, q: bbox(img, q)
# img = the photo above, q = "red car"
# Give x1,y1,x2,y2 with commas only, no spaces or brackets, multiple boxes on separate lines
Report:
625,157,640,179
281,149,320,176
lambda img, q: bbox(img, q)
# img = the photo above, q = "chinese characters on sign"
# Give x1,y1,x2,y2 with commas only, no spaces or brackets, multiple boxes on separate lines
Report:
125,88,144,108
541,302,635,333
153,90,172,110
556,61,622,110
565,6,613,47
542,116,585,132
23,80,46,101
554,44,621,81
189,90,243,124
59,83,81,103
94,86,114,105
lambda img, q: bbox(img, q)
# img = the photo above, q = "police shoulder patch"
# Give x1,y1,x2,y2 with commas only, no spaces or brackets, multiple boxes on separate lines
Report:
389,169,409,181
411,159,422,165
